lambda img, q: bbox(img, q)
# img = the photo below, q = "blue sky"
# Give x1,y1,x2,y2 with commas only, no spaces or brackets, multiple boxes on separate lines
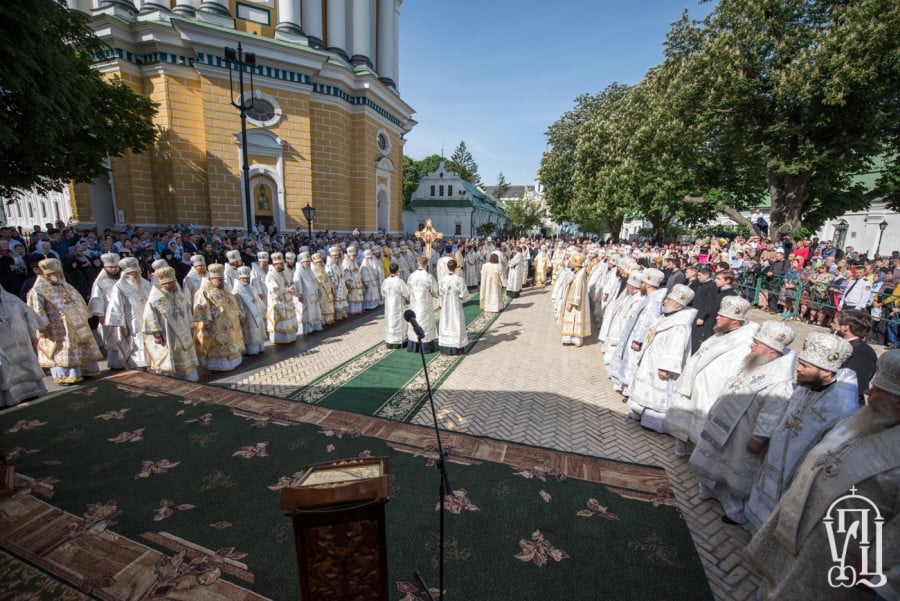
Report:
398,0,714,187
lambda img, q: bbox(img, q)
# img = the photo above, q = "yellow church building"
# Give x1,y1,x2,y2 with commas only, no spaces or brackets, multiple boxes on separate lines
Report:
62,0,415,234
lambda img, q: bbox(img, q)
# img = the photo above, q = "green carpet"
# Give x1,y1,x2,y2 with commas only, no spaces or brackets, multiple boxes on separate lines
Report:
288,294,508,421
0,379,713,601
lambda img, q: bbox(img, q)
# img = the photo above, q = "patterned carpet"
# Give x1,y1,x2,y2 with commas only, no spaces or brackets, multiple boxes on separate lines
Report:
287,294,509,421
0,372,713,600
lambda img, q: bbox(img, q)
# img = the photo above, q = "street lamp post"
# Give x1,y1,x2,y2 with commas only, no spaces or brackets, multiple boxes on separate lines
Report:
877,219,888,256
225,43,256,235
302,203,316,242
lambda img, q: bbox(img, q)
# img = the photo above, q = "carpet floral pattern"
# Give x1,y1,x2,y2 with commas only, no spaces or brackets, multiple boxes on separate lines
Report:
0,374,713,600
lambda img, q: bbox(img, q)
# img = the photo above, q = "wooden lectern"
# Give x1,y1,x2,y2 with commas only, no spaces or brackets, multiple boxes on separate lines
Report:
281,457,391,601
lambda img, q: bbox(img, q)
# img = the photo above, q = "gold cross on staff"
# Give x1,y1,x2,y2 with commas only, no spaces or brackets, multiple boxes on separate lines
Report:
414,219,443,259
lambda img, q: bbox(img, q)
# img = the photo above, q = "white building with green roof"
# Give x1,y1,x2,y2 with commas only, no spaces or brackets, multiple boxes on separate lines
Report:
403,161,507,238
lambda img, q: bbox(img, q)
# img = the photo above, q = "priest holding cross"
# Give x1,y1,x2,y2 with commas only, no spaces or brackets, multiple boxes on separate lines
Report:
415,219,443,260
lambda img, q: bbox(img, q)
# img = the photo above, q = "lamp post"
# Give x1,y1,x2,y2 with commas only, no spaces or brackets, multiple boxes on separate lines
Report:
302,203,315,242
877,219,888,257
225,43,256,235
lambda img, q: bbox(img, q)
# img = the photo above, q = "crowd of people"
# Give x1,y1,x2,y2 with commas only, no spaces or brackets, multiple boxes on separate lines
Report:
1,222,896,598
538,238,896,600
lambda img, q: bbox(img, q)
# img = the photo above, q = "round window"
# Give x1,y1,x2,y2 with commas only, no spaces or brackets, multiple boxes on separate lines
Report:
246,99,276,123
377,131,390,153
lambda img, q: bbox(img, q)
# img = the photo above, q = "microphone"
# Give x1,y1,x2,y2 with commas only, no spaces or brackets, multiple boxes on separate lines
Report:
404,309,426,339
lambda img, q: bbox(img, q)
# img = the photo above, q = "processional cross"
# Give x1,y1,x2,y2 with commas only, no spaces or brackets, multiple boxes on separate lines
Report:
415,219,443,259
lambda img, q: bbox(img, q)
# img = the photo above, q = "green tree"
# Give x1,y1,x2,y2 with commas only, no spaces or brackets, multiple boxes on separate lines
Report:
402,154,442,205
475,222,497,237
447,141,481,186
666,0,900,233
0,0,157,197
542,92,611,224
504,199,545,236
494,172,511,200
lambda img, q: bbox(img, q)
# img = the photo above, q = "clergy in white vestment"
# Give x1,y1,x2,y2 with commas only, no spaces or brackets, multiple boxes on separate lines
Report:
744,332,859,534
534,245,550,287
551,264,573,316
0,287,47,407
406,256,440,353
343,246,364,315
326,246,349,320
381,263,411,349
688,320,797,525
493,247,509,282
265,253,298,344
182,254,207,311
105,257,152,369
294,253,324,334
193,264,244,372
224,249,243,292
439,259,468,355
608,268,667,393
311,253,336,325
232,266,266,355
143,266,199,381
479,253,505,313
745,351,900,600
250,251,269,308
506,248,525,298
397,245,417,280
601,270,645,365
359,249,383,310
549,241,566,284
595,259,627,333
627,284,698,432
664,296,759,455
88,253,125,369
436,246,454,284
464,245,480,288
558,253,592,347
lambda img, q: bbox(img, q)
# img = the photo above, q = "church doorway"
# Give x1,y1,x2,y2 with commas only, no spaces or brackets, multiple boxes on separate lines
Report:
249,174,278,233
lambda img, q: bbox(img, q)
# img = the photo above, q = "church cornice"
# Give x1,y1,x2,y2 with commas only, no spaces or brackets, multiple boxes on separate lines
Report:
92,15,414,132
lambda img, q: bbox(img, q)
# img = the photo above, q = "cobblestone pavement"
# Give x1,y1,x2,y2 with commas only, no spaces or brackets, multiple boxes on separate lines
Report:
34,284,885,601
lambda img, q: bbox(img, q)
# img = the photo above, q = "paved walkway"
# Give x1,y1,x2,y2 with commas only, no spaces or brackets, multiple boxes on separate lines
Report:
33,283,881,601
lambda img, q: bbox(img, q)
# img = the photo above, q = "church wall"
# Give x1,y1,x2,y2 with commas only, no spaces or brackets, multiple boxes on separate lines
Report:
61,4,414,234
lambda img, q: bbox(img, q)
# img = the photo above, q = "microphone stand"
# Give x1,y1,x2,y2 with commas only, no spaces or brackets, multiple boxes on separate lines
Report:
412,325,451,601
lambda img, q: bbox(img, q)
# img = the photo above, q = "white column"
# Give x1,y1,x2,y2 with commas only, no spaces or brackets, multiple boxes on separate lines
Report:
376,0,395,87
275,0,303,38
172,0,200,16
138,0,171,13
326,0,348,61
302,0,324,48
67,0,93,12
98,0,137,15
392,0,400,89
198,0,229,16
349,0,372,67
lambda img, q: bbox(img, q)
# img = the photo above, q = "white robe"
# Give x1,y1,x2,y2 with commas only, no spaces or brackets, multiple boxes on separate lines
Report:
182,269,206,312
232,279,267,354
627,307,698,425
105,276,153,368
265,266,298,343
381,275,410,345
608,287,666,391
479,262,504,313
464,251,480,287
407,268,439,342
664,322,759,445
744,369,860,533
0,289,46,407
88,270,125,369
688,350,797,523
360,258,382,310
601,289,643,365
439,273,468,350
506,253,525,294
142,286,199,380
294,265,324,333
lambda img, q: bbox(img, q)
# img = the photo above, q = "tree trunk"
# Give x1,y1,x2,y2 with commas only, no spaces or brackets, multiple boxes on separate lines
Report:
683,195,753,229
767,168,810,236
605,215,624,243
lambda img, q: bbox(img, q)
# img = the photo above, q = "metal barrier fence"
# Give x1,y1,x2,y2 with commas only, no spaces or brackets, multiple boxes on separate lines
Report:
734,272,898,335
